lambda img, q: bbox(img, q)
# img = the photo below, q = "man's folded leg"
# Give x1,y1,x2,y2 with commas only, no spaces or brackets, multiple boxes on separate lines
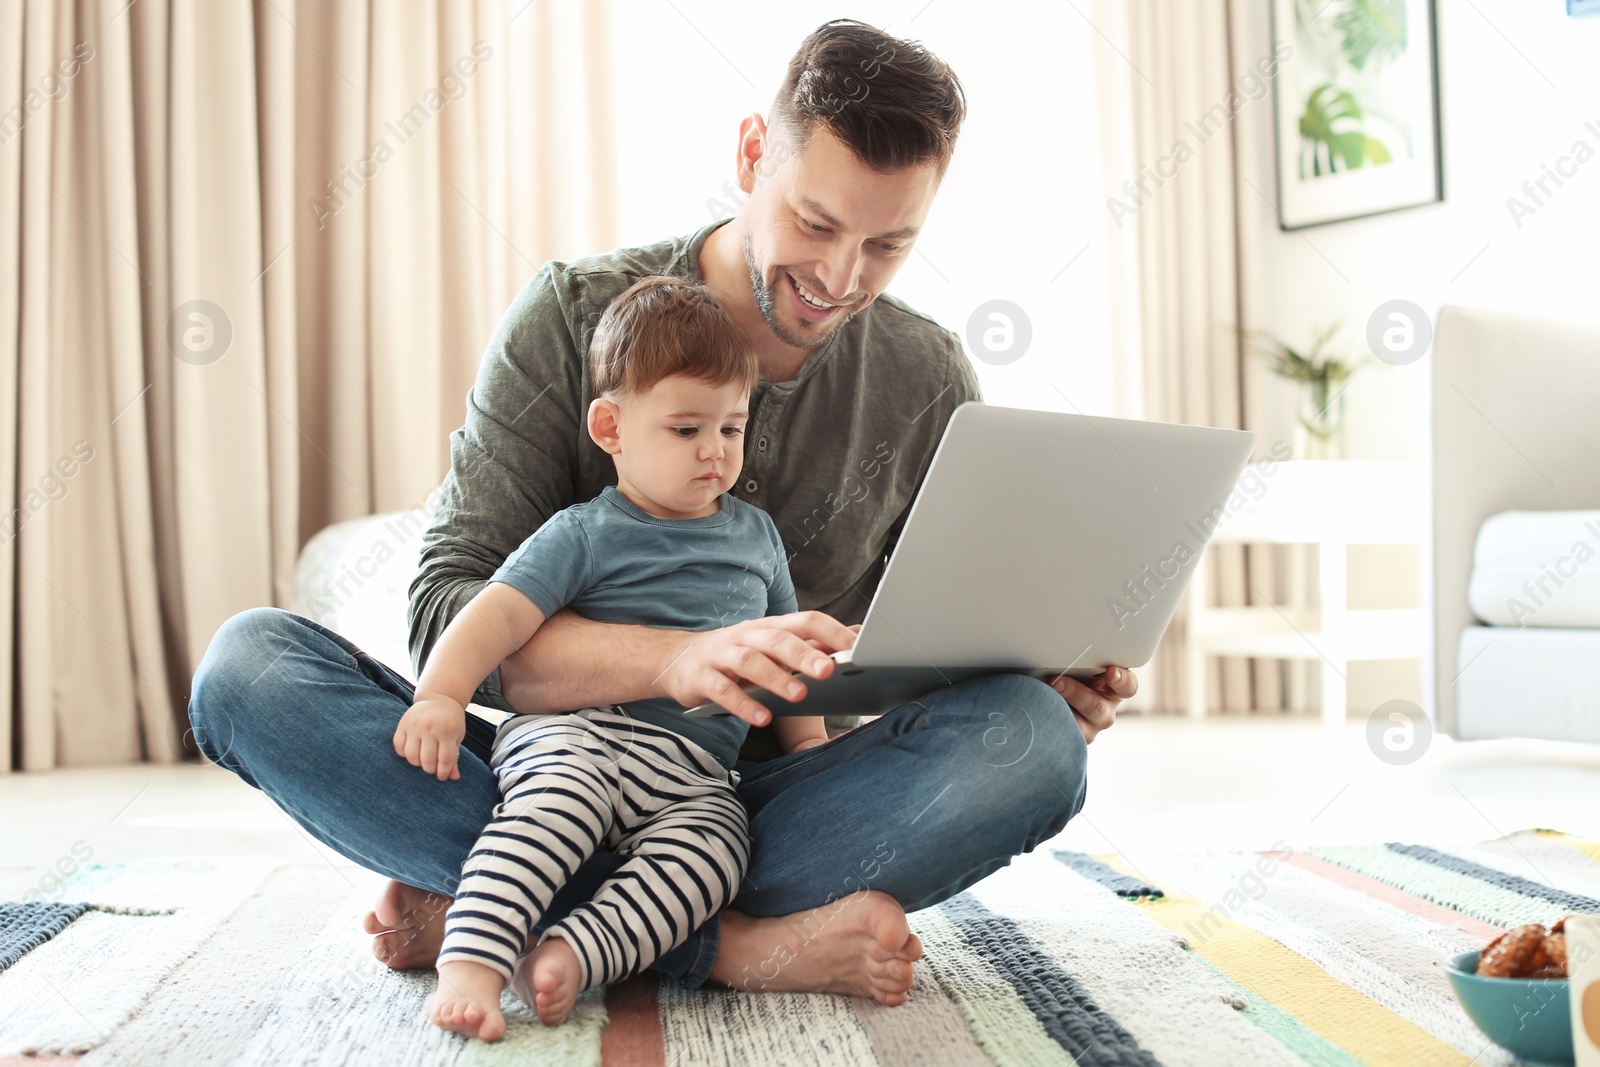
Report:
680,671,1085,999
531,674,1085,994
187,608,509,893
184,607,709,980
733,671,1088,918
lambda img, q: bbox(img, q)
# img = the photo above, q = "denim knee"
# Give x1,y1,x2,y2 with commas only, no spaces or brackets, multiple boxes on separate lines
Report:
187,606,327,769
975,672,1089,832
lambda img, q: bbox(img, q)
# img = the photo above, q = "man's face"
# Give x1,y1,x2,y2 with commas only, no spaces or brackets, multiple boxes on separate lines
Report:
740,123,940,350
608,374,750,518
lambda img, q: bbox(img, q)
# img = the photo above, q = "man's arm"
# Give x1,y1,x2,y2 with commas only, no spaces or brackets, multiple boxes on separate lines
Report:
502,514,854,723
502,610,859,724
415,584,549,712
499,610,691,713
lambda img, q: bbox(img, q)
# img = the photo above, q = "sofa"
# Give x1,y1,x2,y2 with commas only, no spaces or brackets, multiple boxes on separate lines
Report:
289,508,432,690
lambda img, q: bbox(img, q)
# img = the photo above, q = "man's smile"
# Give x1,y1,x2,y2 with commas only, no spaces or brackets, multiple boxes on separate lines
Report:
784,272,851,324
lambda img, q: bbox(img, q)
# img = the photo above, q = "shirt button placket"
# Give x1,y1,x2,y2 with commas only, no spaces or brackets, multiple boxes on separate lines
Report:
744,390,781,503
745,425,770,499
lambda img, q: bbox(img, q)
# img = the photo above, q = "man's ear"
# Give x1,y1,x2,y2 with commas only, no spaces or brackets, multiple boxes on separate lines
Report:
736,113,785,196
587,397,622,455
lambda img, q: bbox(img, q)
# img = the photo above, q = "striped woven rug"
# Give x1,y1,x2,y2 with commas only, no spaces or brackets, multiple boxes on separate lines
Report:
3,830,1596,1066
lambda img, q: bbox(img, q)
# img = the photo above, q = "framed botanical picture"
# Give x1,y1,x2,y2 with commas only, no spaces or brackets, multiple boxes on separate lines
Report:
1270,0,1443,229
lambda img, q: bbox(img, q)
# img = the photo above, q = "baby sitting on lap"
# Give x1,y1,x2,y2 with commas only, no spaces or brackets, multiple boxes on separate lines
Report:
393,275,823,1039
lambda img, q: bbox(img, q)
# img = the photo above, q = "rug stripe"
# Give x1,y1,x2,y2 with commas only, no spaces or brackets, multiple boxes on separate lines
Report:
912,906,1079,1067
940,893,1162,1066
656,978,882,1066
1278,852,1503,941
1461,835,1600,900
1386,843,1600,912
1049,852,1163,899
1560,837,1600,867
462,990,607,1067
1186,956,1367,1067
1100,854,1476,1066
0,902,92,971
600,973,665,1067
19,861,198,914
848,969,996,1067
1307,844,1586,928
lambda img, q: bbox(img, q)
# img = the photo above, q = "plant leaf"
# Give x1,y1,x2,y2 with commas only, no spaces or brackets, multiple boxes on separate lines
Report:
1332,0,1407,71
1300,85,1372,174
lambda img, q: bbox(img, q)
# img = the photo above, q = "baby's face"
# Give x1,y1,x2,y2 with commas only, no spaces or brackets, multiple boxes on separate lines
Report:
613,374,750,517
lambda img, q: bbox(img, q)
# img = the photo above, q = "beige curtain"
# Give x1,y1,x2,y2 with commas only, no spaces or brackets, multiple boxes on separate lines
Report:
1100,0,1286,714
0,0,619,771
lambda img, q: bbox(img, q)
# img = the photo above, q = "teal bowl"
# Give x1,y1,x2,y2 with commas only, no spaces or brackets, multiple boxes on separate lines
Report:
1444,949,1573,1066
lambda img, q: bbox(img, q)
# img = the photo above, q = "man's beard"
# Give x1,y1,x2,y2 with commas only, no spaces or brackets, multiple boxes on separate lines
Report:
742,228,857,350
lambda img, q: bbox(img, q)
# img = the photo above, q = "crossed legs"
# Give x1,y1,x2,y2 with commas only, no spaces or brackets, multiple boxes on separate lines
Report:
188,609,1087,1005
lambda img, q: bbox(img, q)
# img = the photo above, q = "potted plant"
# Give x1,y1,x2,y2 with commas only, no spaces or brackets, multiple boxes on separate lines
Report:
1244,323,1362,460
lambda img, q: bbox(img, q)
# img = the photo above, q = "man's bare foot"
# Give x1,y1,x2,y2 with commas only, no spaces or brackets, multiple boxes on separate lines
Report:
709,890,925,1006
509,936,583,1026
426,960,507,1042
362,879,450,969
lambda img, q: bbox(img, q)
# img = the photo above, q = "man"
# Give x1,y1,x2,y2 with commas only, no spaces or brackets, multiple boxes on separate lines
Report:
187,19,1136,1007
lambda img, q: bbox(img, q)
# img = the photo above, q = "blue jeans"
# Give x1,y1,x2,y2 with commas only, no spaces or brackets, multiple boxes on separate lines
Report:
186,607,1089,989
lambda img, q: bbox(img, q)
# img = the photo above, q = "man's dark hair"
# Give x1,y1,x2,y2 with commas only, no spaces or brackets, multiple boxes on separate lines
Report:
770,20,965,176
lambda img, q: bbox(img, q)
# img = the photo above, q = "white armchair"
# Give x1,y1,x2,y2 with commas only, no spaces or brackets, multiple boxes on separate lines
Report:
288,509,428,686
1431,306,1600,741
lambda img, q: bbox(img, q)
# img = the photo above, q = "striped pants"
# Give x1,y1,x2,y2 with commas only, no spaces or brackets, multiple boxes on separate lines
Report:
436,707,749,990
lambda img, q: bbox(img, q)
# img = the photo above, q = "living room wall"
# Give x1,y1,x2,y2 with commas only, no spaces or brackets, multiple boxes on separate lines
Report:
1241,0,1600,463
609,1,1124,420
1235,0,1600,716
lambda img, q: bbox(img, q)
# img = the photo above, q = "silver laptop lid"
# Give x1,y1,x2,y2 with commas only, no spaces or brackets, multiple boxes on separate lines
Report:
851,402,1255,671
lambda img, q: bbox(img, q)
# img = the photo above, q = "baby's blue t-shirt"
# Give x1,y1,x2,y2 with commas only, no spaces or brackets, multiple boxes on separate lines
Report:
487,485,798,767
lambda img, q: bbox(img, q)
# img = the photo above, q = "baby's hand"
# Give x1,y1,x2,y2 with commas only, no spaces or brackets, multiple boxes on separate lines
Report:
395,696,466,781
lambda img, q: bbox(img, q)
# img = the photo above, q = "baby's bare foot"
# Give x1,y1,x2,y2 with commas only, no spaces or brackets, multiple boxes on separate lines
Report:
510,936,583,1026
709,890,923,1006
363,879,449,969
427,960,507,1042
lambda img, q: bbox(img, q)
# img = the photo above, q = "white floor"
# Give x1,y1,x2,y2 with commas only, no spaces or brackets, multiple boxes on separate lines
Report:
4,716,1599,888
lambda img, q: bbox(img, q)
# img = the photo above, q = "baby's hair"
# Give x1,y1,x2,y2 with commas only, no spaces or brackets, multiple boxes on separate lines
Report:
589,276,758,399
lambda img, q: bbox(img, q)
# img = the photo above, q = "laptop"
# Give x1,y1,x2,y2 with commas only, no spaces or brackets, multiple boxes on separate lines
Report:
684,401,1256,719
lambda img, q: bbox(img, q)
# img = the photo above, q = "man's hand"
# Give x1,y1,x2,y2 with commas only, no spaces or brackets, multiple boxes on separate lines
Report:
394,695,467,780
1045,666,1137,744
657,613,860,726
